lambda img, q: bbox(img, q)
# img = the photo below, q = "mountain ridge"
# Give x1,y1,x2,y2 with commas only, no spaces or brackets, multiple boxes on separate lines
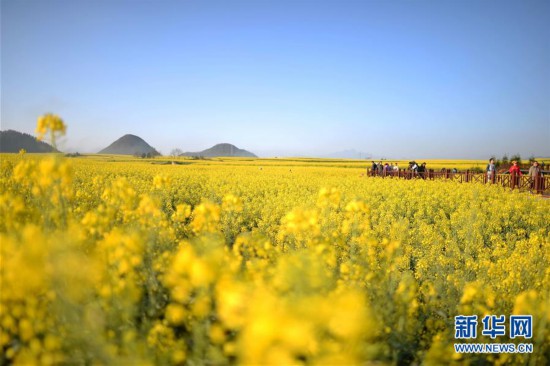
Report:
0,129,57,153
98,134,160,156
181,143,257,158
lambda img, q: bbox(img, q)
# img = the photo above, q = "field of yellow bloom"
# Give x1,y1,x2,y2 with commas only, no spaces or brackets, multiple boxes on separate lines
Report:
1,151,549,365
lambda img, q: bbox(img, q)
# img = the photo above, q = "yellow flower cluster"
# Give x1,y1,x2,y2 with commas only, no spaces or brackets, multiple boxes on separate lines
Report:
153,174,171,189
35,113,66,146
0,138,549,364
221,193,243,213
0,226,63,365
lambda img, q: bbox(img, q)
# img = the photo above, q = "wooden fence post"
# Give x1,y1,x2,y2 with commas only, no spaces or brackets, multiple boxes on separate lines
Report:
534,175,543,194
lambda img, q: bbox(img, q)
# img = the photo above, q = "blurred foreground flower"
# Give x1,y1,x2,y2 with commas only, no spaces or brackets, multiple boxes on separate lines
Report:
36,113,66,148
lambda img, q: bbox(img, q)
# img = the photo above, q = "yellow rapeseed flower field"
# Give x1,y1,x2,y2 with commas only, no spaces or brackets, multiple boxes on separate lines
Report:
1,139,549,363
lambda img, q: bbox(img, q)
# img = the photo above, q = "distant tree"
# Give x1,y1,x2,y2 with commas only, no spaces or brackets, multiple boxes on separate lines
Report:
501,154,509,165
170,148,183,157
528,155,536,164
510,153,522,164
489,156,500,168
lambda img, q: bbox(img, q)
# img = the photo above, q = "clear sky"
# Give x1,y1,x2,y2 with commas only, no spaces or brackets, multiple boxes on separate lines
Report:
2,0,549,158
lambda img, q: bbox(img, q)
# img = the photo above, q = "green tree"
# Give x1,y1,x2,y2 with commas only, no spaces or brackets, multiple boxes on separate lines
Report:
501,154,509,165
510,153,522,164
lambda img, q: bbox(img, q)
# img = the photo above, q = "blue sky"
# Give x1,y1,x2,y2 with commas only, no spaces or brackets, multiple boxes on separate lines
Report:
2,0,549,158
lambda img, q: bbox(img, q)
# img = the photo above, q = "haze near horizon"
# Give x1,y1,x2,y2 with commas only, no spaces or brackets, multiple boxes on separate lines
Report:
1,0,549,158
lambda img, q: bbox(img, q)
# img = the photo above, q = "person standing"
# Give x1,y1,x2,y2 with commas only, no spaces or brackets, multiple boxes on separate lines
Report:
411,161,418,177
509,161,522,175
509,161,522,189
486,158,496,183
417,162,426,179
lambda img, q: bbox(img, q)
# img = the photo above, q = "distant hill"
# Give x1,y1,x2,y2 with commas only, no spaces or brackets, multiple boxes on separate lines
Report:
0,130,57,153
181,143,257,158
98,134,160,156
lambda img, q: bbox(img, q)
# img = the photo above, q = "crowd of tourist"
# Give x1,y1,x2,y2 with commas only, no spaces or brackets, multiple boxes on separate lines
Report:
370,161,431,178
369,159,545,193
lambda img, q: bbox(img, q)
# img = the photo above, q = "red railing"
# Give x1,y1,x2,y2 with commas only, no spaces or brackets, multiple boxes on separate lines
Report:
367,169,549,194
